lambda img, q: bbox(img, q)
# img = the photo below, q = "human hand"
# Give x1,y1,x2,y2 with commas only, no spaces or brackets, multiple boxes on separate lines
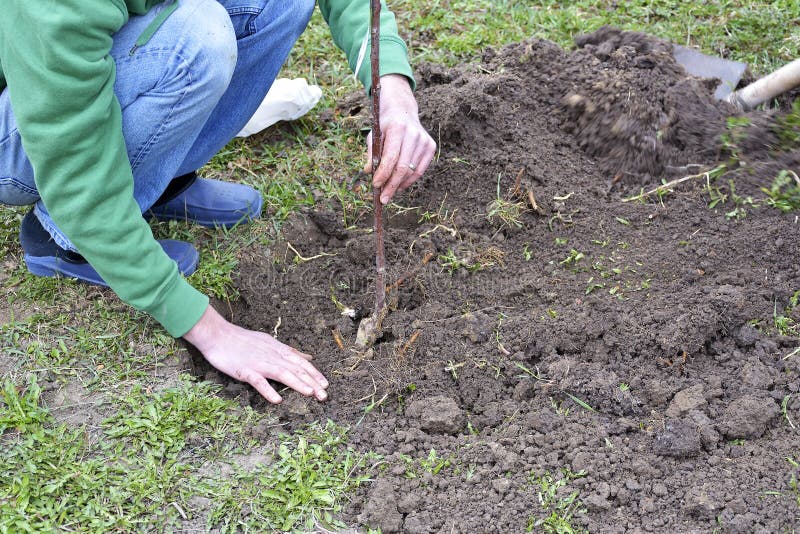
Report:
364,74,437,204
183,305,328,403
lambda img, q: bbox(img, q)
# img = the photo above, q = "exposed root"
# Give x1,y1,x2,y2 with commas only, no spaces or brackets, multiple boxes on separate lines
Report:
286,242,337,262
355,307,388,349
621,163,727,203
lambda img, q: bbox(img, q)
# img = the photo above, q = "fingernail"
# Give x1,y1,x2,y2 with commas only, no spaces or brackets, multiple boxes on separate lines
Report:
318,390,328,401
321,379,329,388
304,386,314,395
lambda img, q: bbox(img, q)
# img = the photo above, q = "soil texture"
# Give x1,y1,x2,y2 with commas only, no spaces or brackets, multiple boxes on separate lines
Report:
195,28,800,533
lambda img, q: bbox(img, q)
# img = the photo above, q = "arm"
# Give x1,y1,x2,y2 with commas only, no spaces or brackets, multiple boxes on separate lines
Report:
0,1,207,336
318,0,415,94
319,0,437,203
1,2,328,403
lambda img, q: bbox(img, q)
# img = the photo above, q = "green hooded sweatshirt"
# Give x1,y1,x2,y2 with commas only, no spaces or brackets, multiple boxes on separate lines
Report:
0,0,413,337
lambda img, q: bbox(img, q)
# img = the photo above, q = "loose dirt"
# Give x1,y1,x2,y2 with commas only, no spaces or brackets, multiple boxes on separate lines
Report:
195,28,800,532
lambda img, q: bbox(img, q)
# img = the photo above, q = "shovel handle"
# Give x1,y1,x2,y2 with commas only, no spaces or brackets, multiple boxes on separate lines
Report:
726,58,800,111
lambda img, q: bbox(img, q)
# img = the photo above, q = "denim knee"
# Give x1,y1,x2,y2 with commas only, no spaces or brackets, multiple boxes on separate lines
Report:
173,0,238,100
238,0,315,44
279,0,315,42
0,177,39,206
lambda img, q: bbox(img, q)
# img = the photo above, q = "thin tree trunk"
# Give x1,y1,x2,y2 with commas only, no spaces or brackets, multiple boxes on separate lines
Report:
370,0,386,316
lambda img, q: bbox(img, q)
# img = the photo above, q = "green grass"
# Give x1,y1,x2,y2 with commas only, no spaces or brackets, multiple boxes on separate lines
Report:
0,302,175,383
1,376,373,532
528,468,588,534
203,421,377,533
101,381,258,458
0,207,24,258
0,377,214,532
438,248,484,274
397,448,453,479
2,0,799,530
763,169,800,213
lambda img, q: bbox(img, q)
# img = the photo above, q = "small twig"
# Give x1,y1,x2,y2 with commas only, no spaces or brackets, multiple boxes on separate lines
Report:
622,164,728,203
355,377,378,403
348,352,368,372
511,168,525,196
783,395,796,430
272,316,282,338
170,502,187,521
444,359,467,379
784,347,800,360
419,224,458,238
386,251,436,293
286,242,336,262
396,330,421,360
386,276,405,293
331,328,345,350
527,189,543,214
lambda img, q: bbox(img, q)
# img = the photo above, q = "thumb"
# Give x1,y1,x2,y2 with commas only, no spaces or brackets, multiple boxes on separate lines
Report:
364,131,373,173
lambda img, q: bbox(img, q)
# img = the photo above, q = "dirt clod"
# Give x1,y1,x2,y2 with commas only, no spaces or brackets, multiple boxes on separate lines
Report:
683,485,724,520
719,395,780,439
459,311,494,343
652,419,703,458
405,396,466,435
665,384,707,418
359,479,403,533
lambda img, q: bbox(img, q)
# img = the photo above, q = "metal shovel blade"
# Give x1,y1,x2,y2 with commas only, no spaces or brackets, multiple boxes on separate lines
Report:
673,44,748,100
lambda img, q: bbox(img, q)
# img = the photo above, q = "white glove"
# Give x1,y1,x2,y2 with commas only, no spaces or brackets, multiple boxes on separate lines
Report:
236,78,323,137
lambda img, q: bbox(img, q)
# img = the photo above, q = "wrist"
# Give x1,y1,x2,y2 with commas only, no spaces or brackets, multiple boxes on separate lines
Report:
381,73,413,91
183,303,225,352
379,74,418,115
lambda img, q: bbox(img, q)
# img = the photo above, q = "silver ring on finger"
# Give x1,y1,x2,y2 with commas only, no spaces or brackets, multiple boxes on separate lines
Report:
407,162,417,171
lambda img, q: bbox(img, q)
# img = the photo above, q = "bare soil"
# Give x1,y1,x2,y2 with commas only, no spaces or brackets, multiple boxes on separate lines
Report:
194,28,800,533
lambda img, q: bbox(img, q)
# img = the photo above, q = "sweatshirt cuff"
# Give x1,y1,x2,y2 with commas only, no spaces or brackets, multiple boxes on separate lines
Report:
147,275,209,338
358,36,416,95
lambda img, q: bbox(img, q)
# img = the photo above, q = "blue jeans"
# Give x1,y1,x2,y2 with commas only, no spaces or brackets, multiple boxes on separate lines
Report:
0,0,314,250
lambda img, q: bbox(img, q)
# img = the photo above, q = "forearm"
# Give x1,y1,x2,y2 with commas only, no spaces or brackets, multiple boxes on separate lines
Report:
318,0,415,93
0,1,207,336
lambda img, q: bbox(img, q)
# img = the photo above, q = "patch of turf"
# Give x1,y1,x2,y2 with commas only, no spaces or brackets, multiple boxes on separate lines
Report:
0,377,199,531
102,380,259,459
2,376,371,531
202,420,377,533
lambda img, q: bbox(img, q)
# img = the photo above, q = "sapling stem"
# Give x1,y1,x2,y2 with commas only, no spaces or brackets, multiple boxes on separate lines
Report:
354,0,387,349
370,0,386,317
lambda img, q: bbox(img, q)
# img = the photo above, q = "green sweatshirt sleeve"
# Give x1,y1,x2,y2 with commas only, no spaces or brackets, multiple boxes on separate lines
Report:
0,1,208,337
318,0,416,94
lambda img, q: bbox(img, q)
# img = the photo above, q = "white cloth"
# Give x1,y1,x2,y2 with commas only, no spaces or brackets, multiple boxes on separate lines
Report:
236,78,322,137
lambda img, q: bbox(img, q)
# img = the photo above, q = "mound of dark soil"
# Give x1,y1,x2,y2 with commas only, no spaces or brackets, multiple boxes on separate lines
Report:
194,29,800,532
